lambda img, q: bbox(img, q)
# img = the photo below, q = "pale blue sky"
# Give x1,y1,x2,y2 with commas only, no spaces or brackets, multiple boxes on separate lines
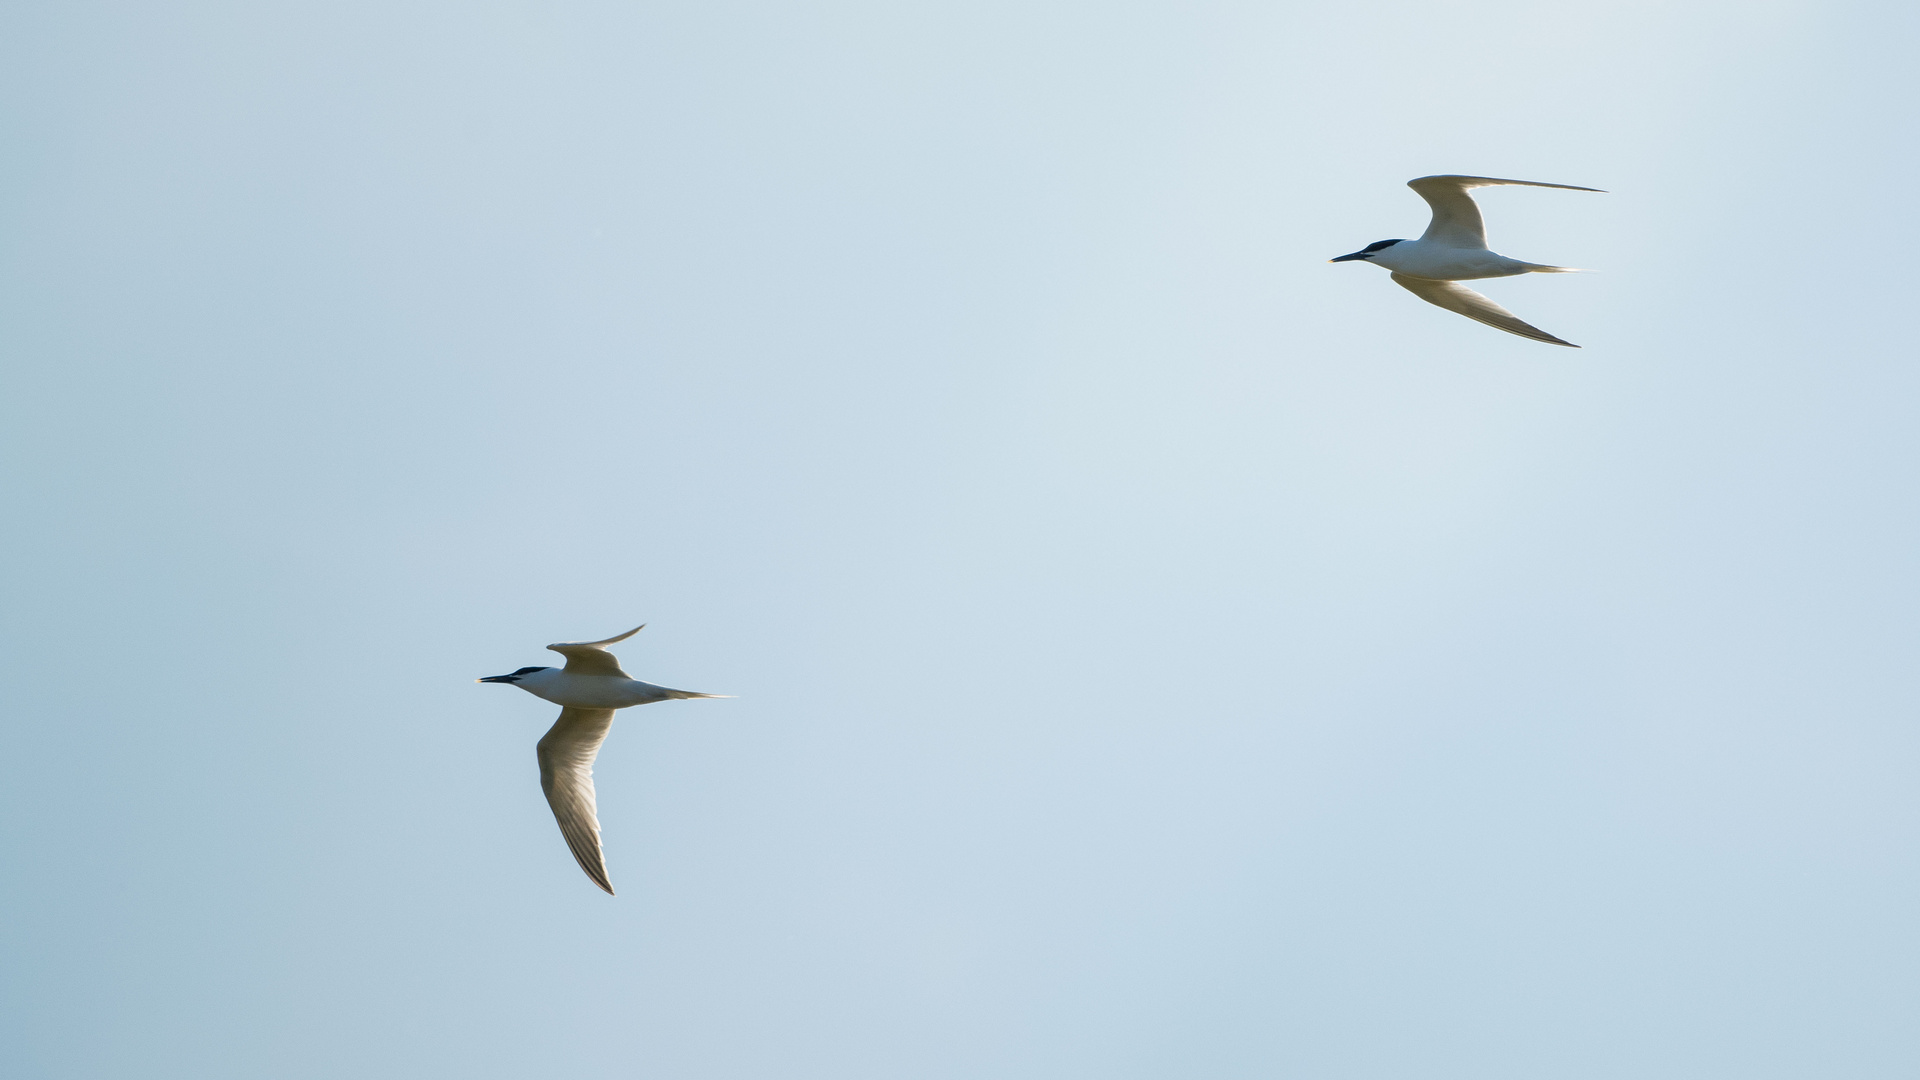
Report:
5,1,1919,1077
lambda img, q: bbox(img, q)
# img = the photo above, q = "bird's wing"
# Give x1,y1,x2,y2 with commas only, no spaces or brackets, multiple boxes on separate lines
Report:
537,707,619,894
1408,175,1604,249
546,625,642,677
1391,273,1579,347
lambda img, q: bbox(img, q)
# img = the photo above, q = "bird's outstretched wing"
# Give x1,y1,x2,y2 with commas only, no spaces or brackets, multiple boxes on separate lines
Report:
547,625,643,677
1391,273,1579,347
1408,175,1604,249
536,706,619,894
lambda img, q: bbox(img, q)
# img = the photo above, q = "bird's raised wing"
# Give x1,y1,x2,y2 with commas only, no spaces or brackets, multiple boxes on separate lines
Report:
1391,273,1578,347
546,625,643,677
1408,175,1603,249
537,707,619,894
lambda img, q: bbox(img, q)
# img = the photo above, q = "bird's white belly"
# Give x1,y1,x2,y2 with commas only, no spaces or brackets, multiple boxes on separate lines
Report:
1371,243,1527,280
521,673,657,709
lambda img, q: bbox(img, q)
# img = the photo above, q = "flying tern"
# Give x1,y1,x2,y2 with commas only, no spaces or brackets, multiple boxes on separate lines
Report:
1331,175,1603,347
479,625,726,895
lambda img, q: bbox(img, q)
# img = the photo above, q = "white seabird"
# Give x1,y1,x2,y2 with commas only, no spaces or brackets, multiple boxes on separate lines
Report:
479,625,726,894
1330,175,1603,347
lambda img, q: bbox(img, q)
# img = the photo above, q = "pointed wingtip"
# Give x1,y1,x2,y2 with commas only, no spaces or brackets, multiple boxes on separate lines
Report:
596,624,645,646
550,624,646,651
582,861,616,894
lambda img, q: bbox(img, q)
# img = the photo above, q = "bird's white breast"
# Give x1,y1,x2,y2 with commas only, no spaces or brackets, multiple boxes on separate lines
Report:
1369,241,1528,281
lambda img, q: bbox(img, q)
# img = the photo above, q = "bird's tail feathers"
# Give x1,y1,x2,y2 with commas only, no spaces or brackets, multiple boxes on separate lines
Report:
661,689,733,700
1521,263,1591,273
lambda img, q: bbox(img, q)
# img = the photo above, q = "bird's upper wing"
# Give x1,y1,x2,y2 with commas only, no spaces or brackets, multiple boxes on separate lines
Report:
1407,175,1604,249
537,707,619,894
1390,273,1579,347
546,625,643,677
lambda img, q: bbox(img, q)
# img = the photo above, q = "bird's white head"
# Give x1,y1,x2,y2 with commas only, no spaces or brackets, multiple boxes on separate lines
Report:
1330,239,1407,263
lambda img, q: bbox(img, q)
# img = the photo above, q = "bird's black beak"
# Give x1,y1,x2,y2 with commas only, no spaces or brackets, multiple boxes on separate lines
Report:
1328,250,1369,262
477,674,519,684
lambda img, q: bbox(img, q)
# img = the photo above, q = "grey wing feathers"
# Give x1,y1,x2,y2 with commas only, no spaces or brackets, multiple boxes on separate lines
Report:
545,644,630,677
1410,174,1605,194
546,626,643,677
1390,273,1579,347
1407,175,1604,249
566,625,645,649
536,707,619,894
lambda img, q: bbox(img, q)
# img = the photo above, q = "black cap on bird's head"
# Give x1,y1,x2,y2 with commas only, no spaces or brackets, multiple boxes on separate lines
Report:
478,666,551,684
1330,238,1407,262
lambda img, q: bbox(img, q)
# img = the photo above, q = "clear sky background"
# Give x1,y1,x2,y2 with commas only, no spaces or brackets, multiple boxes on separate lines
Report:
4,1,1918,1077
